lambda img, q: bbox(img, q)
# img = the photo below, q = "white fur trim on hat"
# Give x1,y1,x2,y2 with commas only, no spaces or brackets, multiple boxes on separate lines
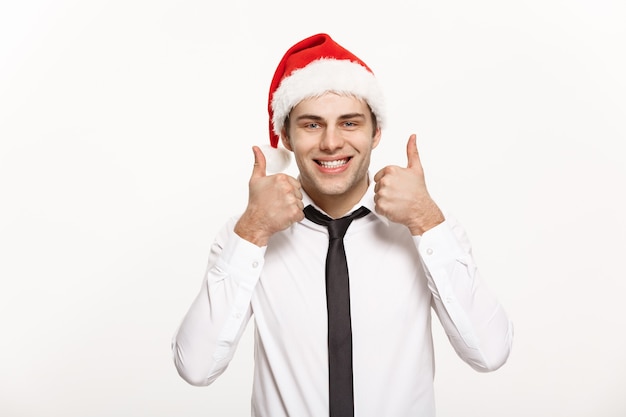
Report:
271,58,385,138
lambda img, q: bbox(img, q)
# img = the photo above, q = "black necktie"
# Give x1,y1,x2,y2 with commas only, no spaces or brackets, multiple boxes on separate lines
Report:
303,205,371,417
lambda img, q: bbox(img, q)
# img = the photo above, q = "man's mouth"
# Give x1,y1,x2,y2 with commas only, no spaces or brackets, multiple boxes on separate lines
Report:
315,158,350,168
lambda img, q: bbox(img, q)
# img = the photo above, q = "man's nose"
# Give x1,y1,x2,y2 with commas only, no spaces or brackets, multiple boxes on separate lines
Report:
319,126,344,151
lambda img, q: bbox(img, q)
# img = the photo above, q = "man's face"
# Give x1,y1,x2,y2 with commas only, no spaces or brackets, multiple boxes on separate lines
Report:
281,92,381,212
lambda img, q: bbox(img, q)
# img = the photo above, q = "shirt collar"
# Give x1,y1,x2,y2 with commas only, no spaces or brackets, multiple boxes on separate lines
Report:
301,174,389,226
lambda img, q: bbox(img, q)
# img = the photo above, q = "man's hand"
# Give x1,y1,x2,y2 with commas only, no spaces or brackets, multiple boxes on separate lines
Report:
373,134,445,236
234,146,304,246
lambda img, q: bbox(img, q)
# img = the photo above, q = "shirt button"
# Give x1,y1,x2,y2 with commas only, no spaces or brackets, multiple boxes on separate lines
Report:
252,261,259,268
426,248,434,255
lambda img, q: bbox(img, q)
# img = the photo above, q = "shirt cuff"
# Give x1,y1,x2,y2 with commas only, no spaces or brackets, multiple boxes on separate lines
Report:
413,220,466,267
216,232,267,291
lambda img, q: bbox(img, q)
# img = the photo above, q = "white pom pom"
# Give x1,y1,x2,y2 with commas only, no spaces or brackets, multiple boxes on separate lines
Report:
260,144,292,173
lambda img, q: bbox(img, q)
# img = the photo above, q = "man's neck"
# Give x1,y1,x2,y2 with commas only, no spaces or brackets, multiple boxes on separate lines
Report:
304,180,370,219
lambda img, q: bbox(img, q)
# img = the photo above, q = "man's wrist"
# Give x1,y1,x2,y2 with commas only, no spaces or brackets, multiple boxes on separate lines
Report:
234,217,271,247
407,209,445,236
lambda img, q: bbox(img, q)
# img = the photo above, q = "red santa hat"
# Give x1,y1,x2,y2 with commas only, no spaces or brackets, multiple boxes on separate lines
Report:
263,33,386,172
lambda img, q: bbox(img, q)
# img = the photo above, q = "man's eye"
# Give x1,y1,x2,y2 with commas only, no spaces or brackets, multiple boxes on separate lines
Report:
343,121,356,127
306,123,320,129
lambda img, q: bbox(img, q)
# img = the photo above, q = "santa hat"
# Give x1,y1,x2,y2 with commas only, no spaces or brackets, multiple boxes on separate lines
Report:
263,33,386,172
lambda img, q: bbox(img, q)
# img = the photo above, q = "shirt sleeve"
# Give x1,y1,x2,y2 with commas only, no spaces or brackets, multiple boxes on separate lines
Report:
171,217,266,386
414,216,513,372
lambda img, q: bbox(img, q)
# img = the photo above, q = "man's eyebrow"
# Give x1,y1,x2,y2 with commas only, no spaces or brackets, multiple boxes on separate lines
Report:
295,114,324,122
294,113,366,122
338,113,366,120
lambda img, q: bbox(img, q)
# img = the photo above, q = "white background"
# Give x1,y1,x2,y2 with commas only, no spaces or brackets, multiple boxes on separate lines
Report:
1,0,625,416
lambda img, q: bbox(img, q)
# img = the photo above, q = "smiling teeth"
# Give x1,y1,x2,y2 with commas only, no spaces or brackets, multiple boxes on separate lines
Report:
318,159,348,168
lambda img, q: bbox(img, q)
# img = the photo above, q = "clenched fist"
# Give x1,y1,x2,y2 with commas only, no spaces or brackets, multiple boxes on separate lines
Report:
373,134,444,236
234,146,304,246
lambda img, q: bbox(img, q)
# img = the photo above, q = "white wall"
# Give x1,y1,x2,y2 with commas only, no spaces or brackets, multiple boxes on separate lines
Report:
1,1,625,416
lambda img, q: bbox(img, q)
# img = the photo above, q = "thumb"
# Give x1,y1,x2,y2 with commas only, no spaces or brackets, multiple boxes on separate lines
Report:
251,146,267,179
406,134,421,171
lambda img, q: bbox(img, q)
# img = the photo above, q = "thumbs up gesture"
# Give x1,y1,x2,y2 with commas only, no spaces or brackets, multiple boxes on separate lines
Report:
234,146,304,246
373,134,444,236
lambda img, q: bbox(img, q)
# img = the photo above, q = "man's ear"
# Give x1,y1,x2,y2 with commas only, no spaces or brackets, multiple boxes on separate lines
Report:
280,128,293,151
372,127,382,149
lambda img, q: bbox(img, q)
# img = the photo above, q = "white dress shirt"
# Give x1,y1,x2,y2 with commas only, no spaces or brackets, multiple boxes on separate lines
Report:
172,182,513,417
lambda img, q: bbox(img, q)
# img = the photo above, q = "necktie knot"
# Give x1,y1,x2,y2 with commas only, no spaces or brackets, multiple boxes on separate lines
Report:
304,205,370,240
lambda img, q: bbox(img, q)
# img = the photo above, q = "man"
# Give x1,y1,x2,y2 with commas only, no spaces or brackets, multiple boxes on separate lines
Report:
172,33,513,416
